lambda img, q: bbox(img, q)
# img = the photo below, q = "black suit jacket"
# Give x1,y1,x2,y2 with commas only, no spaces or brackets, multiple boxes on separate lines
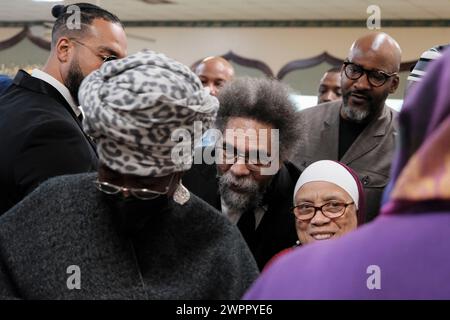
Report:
183,156,300,270
0,70,98,214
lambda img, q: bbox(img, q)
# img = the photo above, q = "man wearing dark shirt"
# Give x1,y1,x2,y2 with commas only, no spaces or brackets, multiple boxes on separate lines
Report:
292,32,401,221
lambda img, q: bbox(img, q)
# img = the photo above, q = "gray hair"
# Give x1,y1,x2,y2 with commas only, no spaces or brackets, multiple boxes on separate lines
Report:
215,77,299,160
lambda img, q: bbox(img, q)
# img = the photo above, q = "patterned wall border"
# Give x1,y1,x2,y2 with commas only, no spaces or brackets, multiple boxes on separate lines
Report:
0,19,449,28
0,28,422,76
190,51,274,77
277,52,417,79
191,51,417,80
0,26,50,50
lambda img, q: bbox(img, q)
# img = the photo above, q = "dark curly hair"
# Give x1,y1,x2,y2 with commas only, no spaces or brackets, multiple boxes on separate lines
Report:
215,77,300,161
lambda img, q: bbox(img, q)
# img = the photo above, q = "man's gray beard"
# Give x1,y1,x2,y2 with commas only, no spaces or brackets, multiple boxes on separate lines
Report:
218,172,269,213
341,101,371,123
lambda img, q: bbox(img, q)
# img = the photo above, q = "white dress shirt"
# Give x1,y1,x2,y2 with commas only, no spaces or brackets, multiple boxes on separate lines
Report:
31,69,81,118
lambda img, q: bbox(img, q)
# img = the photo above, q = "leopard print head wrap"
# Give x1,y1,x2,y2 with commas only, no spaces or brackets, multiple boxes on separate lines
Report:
79,50,218,177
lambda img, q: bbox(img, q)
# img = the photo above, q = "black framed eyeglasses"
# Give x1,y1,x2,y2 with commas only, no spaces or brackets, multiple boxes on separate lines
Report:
292,201,355,221
94,175,174,200
219,144,272,173
343,61,397,87
70,39,118,63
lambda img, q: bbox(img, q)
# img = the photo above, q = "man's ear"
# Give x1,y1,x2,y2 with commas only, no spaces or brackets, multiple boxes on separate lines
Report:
389,75,400,94
340,63,345,74
55,37,72,63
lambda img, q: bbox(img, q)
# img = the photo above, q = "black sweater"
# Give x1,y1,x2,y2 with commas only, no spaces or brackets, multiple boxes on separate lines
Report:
0,173,259,299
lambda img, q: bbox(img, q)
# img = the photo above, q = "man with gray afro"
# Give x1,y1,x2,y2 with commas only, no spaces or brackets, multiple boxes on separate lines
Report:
184,77,301,270
0,50,259,299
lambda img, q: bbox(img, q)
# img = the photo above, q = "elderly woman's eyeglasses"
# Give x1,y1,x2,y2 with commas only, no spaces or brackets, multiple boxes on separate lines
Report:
343,61,397,87
94,175,174,200
70,39,118,63
292,201,355,221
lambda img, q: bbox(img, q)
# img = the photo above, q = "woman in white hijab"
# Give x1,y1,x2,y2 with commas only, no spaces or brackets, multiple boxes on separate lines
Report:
264,160,365,269
292,160,365,245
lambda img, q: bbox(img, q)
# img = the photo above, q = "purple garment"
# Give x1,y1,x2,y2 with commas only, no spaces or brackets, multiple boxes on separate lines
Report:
244,48,450,300
245,213,450,299
338,161,366,225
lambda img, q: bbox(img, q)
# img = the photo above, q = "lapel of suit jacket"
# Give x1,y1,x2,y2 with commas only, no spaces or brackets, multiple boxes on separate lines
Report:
319,102,341,160
340,105,391,164
14,70,98,156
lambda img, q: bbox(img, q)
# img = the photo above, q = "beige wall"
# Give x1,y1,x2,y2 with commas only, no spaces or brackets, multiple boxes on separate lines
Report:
2,26,449,72
0,28,23,38
1,26,448,98
125,27,450,73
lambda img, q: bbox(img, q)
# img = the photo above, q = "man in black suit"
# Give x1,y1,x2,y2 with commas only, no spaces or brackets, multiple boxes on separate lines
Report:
0,3,127,214
183,77,301,270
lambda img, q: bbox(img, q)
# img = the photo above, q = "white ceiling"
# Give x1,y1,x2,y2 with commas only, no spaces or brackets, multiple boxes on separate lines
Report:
0,0,449,21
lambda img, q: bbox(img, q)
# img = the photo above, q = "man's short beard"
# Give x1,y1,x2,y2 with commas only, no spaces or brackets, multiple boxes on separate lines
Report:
341,95,371,123
64,57,84,106
218,171,270,213
341,103,370,123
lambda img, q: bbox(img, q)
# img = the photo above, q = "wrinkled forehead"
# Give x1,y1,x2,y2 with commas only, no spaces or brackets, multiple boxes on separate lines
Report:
223,118,276,153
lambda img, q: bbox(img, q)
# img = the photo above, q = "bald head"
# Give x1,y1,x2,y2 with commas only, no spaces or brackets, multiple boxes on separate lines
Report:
195,56,235,96
349,32,402,73
340,32,402,124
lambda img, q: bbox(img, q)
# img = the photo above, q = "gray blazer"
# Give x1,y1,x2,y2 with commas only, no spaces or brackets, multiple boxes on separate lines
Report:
291,100,398,221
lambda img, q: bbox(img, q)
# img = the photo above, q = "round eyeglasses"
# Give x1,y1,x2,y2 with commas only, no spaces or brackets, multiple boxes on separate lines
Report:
94,175,174,200
343,61,397,87
219,145,272,173
292,201,355,221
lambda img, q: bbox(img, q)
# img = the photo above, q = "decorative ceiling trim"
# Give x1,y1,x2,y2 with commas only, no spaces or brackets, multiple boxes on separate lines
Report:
277,52,418,79
222,51,274,77
0,26,50,51
0,19,448,28
190,51,274,77
278,52,342,79
0,27,27,50
0,30,424,77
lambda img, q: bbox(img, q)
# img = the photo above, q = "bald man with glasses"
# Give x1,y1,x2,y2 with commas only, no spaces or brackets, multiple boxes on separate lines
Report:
292,32,401,222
